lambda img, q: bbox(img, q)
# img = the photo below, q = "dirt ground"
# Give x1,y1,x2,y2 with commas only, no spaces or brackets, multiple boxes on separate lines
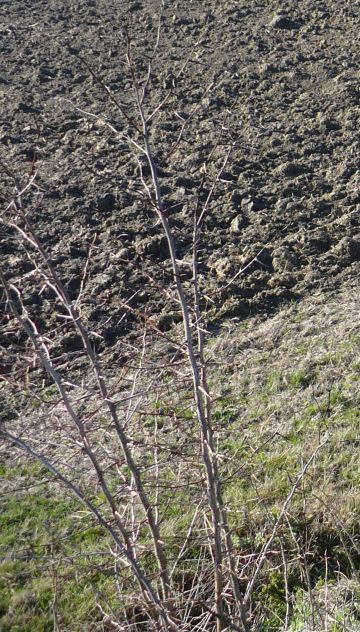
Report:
1,0,359,355
0,4,359,629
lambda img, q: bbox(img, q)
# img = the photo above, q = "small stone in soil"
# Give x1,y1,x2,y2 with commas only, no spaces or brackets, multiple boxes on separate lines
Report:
269,14,301,30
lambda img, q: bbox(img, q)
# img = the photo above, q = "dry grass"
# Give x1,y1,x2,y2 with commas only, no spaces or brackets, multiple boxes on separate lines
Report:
1,279,359,630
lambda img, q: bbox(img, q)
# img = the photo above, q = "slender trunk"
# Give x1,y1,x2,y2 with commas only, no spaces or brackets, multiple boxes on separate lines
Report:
131,76,227,627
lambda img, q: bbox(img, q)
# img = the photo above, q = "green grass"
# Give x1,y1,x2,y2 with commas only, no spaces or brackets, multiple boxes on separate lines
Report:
0,457,201,631
207,289,360,627
0,464,120,632
1,287,359,630
288,578,360,631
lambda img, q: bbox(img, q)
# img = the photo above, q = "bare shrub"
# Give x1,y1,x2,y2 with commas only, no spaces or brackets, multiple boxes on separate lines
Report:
0,6,340,632
0,10,250,631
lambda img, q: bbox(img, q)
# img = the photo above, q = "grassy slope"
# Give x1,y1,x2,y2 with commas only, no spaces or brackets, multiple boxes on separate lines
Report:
1,281,359,631
210,280,360,629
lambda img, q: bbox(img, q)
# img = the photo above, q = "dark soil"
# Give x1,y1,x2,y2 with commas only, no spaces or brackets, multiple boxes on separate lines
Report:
1,0,359,354
0,4,359,628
